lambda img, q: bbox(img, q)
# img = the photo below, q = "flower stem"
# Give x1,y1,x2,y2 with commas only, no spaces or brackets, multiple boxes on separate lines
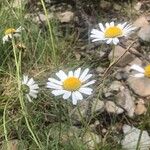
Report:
111,44,116,63
12,39,43,149
40,0,57,66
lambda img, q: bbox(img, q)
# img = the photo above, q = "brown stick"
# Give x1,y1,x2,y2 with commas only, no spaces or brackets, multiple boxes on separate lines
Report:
102,40,137,80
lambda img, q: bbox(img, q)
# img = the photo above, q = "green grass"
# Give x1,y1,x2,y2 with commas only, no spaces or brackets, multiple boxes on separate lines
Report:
0,0,150,150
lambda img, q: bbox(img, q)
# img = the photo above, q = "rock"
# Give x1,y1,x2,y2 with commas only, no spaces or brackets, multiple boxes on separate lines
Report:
70,100,89,122
99,0,111,10
108,45,135,67
128,77,150,97
91,99,105,114
109,81,123,92
138,24,150,42
89,120,100,131
74,52,81,61
134,99,147,115
134,2,142,11
56,11,74,23
113,4,122,11
133,16,149,29
82,131,101,150
104,92,113,98
105,101,124,114
35,13,54,23
96,67,105,74
1,140,26,150
129,57,142,66
121,124,150,150
116,88,135,117
115,70,128,80
25,13,54,24
61,126,80,143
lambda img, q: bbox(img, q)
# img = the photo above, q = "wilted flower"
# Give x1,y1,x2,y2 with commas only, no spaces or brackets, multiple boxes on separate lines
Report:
130,64,150,78
22,75,39,102
46,68,96,105
90,22,135,45
3,26,24,44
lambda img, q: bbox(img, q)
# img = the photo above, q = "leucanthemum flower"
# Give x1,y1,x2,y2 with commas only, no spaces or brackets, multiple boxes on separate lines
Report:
3,26,24,44
46,68,96,105
22,75,39,102
90,22,135,45
130,64,150,78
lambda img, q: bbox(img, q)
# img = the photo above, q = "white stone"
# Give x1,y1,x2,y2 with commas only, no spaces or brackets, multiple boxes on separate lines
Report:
138,24,150,42
56,11,74,23
116,88,135,117
105,101,124,114
91,99,104,114
121,125,150,150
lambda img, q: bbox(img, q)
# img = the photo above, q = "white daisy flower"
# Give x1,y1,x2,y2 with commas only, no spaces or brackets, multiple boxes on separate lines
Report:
46,68,96,105
22,75,39,102
3,26,24,44
130,64,150,78
90,22,136,45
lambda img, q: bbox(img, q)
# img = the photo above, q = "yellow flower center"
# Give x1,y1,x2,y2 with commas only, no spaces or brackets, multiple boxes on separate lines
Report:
144,65,150,77
5,28,16,35
63,77,81,91
104,26,122,38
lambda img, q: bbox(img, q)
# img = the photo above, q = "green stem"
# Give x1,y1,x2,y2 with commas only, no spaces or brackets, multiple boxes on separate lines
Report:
40,0,57,65
111,44,116,63
12,40,42,149
3,99,10,149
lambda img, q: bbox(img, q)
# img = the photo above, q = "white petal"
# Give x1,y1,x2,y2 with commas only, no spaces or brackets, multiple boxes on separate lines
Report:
30,84,39,90
51,90,66,96
121,22,127,28
99,23,105,32
48,78,62,85
22,75,28,84
74,68,81,78
112,38,119,45
14,33,20,37
72,92,78,105
29,92,37,98
16,26,24,32
56,70,67,81
130,64,144,73
92,38,103,42
117,24,123,29
2,35,9,43
68,71,73,77
27,78,35,86
26,94,32,102
110,22,114,27
105,22,109,28
47,82,62,89
82,74,92,82
63,91,71,99
79,87,93,95
90,34,103,39
74,91,83,100
106,38,113,44
79,68,89,81
30,89,38,94
91,29,104,35
82,80,96,87
131,73,144,78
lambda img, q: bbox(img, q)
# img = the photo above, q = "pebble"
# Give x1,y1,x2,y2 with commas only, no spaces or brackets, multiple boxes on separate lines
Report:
128,77,150,97
121,124,150,150
105,101,124,114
